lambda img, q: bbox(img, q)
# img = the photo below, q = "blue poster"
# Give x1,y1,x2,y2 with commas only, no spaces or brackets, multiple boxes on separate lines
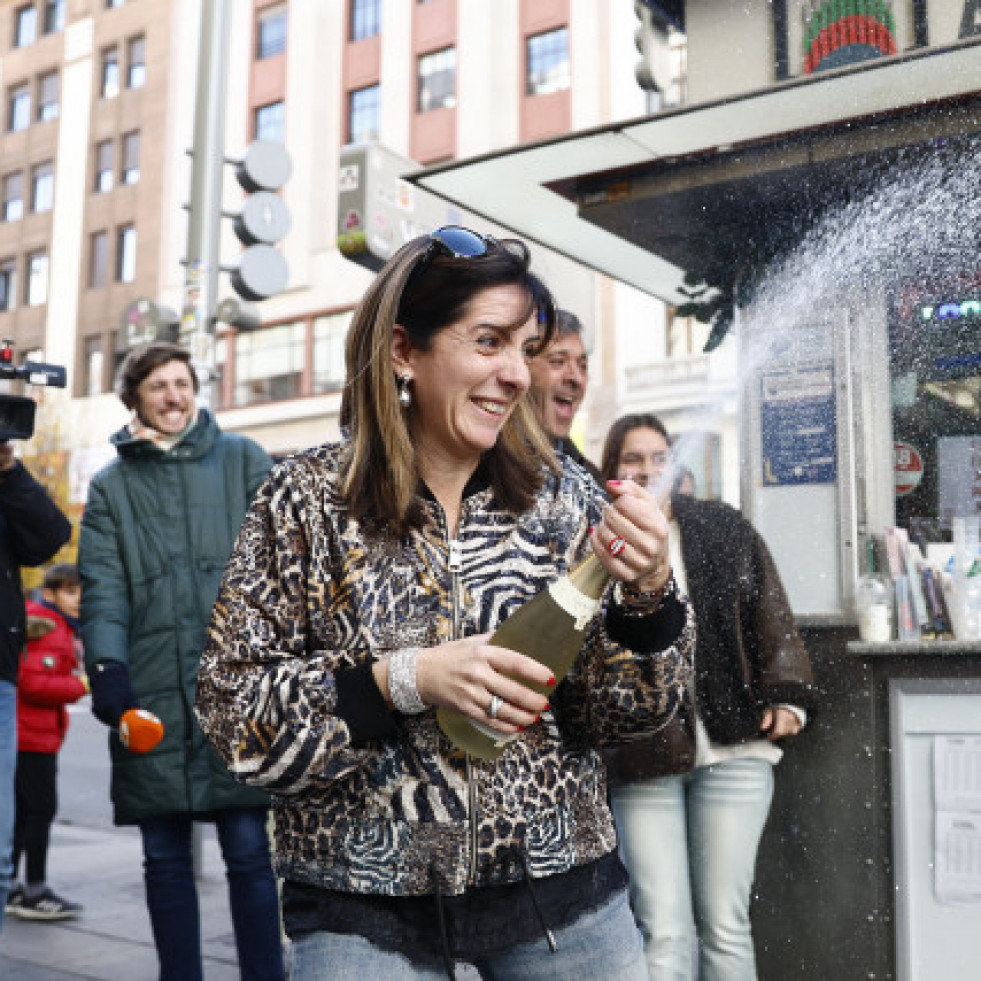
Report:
760,366,837,485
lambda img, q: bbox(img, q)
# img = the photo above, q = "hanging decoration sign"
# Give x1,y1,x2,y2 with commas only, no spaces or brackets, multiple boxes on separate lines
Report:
803,0,898,74
894,442,924,496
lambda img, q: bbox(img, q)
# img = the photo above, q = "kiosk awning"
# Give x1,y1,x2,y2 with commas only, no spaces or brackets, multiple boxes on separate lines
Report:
407,39,981,305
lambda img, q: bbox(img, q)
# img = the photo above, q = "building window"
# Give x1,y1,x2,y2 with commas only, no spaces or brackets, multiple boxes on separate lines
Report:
417,47,456,112
31,161,54,212
121,131,140,184
234,322,304,406
116,224,136,282
254,100,285,143
101,46,120,98
2,173,23,222
89,230,108,287
83,335,104,396
526,27,571,96
27,251,48,307
15,4,37,47
8,83,31,132
44,0,65,34
347,84,379,144
37,71,59,122
256,3,286,58
94,140,114,192
0,259,16,312
350,0,381,41
313,312,351,393
127,35,146,89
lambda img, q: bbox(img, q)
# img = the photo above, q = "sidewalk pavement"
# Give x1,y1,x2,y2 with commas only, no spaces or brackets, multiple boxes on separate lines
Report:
0,820,254,980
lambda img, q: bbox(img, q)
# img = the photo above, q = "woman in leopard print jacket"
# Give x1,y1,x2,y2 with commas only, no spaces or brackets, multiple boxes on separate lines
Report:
195,228,693,980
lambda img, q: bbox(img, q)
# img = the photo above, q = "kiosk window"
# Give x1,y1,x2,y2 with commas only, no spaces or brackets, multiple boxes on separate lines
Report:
890,282,981,536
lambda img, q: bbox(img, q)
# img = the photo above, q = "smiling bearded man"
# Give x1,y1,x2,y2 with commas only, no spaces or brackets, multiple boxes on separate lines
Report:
528,308,601,480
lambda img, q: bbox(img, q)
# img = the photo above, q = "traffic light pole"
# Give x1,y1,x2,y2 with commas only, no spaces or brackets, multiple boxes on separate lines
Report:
184,0,230,877
184,0,232,408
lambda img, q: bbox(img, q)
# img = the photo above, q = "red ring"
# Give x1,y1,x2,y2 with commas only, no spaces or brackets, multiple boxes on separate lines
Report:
608,535,627,558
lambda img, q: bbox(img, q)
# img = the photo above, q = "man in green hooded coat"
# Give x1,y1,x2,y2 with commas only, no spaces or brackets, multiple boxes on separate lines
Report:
79,341,284,981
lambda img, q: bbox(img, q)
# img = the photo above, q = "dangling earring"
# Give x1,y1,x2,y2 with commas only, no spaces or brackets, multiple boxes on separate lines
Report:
397,375,412,409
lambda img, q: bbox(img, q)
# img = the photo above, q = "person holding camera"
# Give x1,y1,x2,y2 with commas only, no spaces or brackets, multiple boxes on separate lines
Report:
0,442,72,934
78,342,283,981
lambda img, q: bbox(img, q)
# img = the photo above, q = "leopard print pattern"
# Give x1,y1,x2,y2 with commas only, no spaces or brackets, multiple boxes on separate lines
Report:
197,442,694,897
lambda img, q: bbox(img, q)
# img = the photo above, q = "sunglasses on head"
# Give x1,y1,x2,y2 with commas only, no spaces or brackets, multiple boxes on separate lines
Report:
427,225,491,260
406,225,493,285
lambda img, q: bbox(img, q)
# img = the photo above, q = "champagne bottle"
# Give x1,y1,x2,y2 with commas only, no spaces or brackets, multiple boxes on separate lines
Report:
119,708,165,753
437,553,609,761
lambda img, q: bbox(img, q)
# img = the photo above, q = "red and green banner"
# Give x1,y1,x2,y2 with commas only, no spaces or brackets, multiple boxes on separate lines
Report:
803,0,898,74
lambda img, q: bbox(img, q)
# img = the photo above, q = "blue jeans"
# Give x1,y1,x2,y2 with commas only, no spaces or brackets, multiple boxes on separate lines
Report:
140,808,285,981
291,887,648,981
610,758,774,981
0,681,15,935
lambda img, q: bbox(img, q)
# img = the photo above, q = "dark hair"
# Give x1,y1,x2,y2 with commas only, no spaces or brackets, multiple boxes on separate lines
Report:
117,342,198,411
600,413,671,481
339,231,559,535
43,562,79,591
554,309,583,337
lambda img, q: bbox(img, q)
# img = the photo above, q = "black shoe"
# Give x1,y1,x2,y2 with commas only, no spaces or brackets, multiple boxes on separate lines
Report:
13,887,82,921
4,882,24,914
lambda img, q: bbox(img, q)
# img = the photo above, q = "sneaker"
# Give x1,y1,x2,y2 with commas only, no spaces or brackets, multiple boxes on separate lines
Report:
4,882,24,914
12,887,82,921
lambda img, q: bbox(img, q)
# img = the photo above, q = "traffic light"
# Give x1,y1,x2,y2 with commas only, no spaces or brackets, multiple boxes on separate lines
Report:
215,296,261,331
229,140,292,302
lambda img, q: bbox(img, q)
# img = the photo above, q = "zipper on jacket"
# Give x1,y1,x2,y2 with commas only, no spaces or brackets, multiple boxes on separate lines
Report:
178,467,197,810
445,533,480,885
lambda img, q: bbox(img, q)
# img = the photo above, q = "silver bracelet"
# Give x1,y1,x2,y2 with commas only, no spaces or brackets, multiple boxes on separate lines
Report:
388,648,426,715
613,574,678,618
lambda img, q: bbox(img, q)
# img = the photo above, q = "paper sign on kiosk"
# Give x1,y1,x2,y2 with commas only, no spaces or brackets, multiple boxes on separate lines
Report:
934,735,981,905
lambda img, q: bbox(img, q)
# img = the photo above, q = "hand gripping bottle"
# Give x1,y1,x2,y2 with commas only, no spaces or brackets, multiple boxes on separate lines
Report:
119,708,165,753
437,554,609,761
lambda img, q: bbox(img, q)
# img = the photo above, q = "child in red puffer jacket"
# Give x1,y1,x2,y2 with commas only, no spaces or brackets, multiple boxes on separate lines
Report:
6,563,86,921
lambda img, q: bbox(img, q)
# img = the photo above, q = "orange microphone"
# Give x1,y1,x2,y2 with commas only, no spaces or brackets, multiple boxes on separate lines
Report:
119,708,164,753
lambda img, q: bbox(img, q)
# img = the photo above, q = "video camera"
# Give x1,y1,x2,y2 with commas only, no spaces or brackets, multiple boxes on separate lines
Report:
0,339,67,441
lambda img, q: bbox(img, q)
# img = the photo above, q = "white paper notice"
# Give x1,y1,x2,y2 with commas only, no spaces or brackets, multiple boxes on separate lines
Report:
934,735,981,904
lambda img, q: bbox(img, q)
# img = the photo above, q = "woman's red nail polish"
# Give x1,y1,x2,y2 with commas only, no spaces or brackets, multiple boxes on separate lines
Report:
547,676,556,687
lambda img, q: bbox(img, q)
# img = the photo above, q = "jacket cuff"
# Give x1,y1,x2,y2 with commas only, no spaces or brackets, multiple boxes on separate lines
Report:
334,662,398,744
605,591,687,652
